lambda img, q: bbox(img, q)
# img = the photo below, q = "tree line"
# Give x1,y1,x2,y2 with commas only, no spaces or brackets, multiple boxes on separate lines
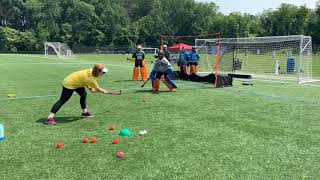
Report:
0,0,319,53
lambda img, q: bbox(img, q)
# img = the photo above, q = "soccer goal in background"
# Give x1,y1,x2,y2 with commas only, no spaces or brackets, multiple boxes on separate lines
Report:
44,42,73,58
142,47,159,55
195,35,314,84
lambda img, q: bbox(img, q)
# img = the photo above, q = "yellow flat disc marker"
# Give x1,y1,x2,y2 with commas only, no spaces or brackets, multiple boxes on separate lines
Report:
7,93,17,98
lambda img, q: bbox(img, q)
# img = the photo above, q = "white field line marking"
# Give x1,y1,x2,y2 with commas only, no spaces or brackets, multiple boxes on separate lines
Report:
0,86,145,101
235,78,320,88
0,62,94,65
1,81,320,105
0,94,58,101
178,81,320,105
301,83,320,87
0,58,133,68
0,85,198,102
0,83,199,102
62,58,133,68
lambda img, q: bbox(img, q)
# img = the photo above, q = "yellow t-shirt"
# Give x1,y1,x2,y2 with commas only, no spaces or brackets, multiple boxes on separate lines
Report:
62,69,99,90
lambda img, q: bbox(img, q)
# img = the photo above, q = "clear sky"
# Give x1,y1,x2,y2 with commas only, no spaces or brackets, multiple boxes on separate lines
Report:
197,0,318,15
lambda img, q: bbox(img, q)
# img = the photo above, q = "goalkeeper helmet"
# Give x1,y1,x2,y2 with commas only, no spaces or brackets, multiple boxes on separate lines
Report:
158,51,165,56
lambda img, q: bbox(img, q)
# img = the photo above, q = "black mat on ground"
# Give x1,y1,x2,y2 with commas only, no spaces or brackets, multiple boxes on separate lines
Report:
228,73,252,79
172,71,233,87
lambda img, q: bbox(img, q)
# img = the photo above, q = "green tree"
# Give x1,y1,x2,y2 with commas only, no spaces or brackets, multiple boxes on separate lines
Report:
94,0,129,45
260,4,310,36
305,4,320,48
69,0,101,46
0,27,20,52
0,0,319,52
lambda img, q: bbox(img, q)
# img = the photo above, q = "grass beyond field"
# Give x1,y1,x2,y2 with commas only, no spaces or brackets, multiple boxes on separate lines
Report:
0,54,320,179
313,53,320,77
201,52,320,79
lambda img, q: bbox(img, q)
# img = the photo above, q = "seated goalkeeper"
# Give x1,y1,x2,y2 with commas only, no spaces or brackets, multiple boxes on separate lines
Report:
46,64,110,125
150,51,177,93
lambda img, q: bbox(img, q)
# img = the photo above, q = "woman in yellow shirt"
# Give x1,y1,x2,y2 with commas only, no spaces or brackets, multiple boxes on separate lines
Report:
47,64,109,125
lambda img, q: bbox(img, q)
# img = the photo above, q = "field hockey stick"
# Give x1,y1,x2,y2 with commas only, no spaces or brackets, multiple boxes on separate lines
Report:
141,78,150,88
108,90,122,95
127,58,135,61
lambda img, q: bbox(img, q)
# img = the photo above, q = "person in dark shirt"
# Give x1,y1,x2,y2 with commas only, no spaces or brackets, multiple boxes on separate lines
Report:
130,45,148,81
163,45,171,60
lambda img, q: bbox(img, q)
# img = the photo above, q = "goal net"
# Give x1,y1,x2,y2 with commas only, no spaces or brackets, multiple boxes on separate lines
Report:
44,42,73,58
195,35,313,84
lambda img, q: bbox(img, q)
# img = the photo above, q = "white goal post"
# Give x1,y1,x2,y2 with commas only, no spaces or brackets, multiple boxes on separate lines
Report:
44,42,73,58
195,35,314,84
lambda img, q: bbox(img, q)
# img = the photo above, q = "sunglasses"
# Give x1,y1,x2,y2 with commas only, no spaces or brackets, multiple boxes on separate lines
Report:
99,68,106,74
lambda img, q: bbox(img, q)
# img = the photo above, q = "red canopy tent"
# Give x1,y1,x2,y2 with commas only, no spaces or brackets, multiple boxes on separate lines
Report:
167,43,193,51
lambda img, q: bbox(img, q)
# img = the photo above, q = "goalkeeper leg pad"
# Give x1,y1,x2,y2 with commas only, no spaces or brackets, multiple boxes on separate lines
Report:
132,67,139,80
162,79,176,92
182,64,188,75
164,76,177,89
150,70,156,81
153,79,160,92
190,65,196,74
140,63,148,81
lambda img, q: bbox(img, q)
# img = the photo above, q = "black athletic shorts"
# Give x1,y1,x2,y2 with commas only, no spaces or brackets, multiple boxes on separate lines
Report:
189,62,198,66
156,71,165,79
135,59,143,67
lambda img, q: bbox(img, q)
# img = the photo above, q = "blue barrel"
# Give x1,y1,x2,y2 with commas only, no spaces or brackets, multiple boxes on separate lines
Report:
287,57,295,73
0,124,4,141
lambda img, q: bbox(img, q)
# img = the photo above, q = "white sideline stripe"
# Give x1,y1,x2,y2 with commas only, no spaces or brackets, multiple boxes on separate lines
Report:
0,86,146,101
301,84,320,87
0,83,200,102
244,79,296,85
63,59,133,68
176,81,320,105
0,59,133,68
2,81,319,105
105,64,132,68
0,63,94,65
236,78,320,87
0,62,132,68
0,85,195,102
0,94,58,101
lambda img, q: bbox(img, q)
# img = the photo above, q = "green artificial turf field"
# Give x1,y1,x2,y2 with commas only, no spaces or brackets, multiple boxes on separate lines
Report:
0,54,320,179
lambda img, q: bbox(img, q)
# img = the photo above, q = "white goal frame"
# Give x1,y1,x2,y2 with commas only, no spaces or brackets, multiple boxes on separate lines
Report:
44,42,73,58
195,35,315,84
